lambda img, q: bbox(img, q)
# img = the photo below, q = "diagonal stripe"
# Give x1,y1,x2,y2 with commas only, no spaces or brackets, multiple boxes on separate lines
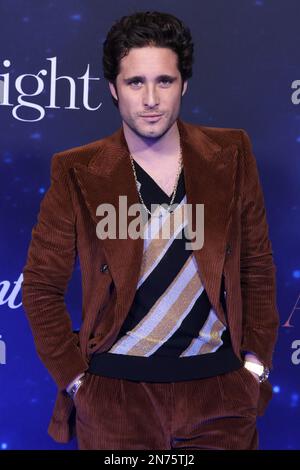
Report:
155,288,212,356
108,256,204,356
142,195,186,250
138,197,188,289
179,310,226,356
198,318,226,354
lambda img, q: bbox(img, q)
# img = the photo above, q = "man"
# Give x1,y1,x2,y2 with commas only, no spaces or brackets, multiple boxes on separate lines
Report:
22,11,279,450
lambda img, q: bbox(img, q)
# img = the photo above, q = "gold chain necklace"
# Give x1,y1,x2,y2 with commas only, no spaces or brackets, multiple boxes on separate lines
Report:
129,147,183,217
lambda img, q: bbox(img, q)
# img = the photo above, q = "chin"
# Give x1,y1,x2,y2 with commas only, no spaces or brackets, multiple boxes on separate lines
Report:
139,122,171,139
140,129,165,139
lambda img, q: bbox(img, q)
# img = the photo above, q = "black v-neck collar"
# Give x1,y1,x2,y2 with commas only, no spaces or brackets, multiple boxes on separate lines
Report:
132,159,185,202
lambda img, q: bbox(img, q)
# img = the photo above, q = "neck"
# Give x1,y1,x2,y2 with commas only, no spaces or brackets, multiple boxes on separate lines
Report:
123,119,181,162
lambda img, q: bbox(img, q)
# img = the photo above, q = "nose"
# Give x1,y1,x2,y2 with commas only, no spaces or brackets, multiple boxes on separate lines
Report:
143,84,159,108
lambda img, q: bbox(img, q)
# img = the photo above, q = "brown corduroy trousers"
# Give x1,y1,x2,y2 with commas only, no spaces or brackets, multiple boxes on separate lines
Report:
73,366,259,450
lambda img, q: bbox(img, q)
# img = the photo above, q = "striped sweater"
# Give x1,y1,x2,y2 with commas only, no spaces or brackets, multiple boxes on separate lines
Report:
89,160,241,381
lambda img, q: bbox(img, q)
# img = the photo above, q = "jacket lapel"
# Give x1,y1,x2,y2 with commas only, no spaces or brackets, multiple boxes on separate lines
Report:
71,118,238,326
177,120,239,324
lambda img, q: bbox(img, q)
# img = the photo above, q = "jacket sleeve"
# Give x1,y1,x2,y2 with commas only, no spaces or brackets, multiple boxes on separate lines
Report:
239,130,280,370
22,153,89,391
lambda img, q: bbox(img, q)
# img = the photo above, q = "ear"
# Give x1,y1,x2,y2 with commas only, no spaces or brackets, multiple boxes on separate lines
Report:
182,80,188,96
109,81,118,101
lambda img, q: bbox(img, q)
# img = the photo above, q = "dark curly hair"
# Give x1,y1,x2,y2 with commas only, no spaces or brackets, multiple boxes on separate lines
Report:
102,11,194,107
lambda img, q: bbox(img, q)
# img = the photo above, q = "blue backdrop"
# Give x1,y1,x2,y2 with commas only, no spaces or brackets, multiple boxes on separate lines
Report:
0,0,299,450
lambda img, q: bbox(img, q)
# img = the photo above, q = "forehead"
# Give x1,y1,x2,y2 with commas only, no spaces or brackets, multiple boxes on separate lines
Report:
118,46,179,74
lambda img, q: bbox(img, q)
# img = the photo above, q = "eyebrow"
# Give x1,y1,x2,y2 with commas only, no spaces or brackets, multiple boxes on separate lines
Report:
123,74,177,83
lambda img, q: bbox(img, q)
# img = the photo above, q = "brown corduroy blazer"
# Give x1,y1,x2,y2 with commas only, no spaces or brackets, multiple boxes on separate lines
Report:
22,118,280,443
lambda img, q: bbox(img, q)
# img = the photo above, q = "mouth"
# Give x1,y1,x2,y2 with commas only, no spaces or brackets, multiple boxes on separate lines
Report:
140,114,163,121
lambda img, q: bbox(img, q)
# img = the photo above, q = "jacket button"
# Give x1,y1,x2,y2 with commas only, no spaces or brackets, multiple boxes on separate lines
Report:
100,263,109,273
226,244,232,255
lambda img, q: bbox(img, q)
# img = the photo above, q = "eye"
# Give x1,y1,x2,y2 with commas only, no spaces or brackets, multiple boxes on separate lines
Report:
128,80,143,87
160,78,173,86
